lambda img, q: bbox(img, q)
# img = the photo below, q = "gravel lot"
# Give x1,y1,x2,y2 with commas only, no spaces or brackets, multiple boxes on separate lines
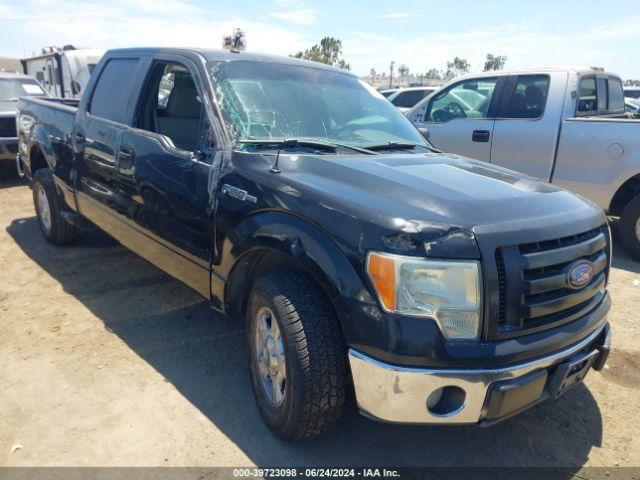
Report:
1,174,639,471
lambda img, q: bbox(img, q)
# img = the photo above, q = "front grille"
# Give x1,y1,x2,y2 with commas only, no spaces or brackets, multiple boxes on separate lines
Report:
494,226,609,338
0,116,17,138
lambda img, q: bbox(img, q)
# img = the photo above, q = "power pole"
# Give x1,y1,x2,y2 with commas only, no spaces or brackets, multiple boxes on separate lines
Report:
389,61,395,88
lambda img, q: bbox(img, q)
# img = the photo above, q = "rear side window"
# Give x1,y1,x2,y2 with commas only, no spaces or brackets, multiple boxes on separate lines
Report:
577,77,597,114
577,75,625,116
502,75,550,119
608,78,625,114
90,58,140,123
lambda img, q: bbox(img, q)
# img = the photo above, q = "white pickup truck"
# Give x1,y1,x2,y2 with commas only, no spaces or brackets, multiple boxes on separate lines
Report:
407,67,640,259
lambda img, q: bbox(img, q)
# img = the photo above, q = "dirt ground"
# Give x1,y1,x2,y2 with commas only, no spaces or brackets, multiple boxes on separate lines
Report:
1,174,639,471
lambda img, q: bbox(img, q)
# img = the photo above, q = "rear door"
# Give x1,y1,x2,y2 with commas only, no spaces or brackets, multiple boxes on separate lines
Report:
411,76,502,161
75,57,144,228
489,72,565,180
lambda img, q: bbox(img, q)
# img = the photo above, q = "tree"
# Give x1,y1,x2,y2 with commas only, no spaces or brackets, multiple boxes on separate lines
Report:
398,64,409,77
423,68,442,80
292,37,351,70
483,53,507,72
443,57,470,80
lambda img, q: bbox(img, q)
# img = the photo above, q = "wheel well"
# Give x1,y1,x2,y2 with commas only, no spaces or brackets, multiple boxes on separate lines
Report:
609,175,640,216
29,145,48,175
225,248,321,319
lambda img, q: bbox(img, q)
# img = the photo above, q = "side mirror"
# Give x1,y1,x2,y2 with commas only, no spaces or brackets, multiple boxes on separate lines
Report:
418,127,430,140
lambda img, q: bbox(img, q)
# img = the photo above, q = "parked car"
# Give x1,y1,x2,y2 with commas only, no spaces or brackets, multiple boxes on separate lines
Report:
21,45,104,98
387,86,436,112
623,86,640,99
18,48,611,440
0,72,47,178
378,88,398,98
408,67,640,259
625,98,640,118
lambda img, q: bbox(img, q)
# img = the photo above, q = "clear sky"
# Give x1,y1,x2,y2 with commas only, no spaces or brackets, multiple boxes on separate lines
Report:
1,0,638,79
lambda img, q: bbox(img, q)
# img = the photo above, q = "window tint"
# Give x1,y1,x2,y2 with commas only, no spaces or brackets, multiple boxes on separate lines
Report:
392,89,432,108
427,78,497,123
608,78,625,114
90,58,140,123
577,77,597,113
503,75,549,118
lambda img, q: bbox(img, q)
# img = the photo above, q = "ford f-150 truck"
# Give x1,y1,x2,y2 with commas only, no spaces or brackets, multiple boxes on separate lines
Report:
407,67,640,260
17,48,611,441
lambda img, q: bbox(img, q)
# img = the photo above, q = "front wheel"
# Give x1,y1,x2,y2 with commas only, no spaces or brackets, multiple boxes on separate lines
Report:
619,197,640,261
32,169,78,245
246,271,348,441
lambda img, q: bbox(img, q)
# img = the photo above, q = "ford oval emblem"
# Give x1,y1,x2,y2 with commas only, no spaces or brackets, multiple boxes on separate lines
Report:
567,261,594,289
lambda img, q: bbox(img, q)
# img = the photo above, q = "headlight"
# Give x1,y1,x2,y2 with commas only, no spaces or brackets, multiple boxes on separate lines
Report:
366,252,483,341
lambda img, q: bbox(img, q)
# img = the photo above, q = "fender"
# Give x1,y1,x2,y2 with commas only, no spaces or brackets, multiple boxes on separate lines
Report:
26,123,55,175
216,210,376,326
27,123,79,214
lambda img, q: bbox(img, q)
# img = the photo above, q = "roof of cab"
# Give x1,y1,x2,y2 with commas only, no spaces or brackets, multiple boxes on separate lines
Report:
104,47,355,76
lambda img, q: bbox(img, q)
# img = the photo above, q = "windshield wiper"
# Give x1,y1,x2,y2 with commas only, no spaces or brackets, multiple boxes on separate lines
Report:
360,141,421,151
360,141,442,154
237,138,377,155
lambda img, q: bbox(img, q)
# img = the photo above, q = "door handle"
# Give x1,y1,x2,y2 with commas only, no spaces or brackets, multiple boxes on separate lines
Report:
472,130,491,142
118,148,135,171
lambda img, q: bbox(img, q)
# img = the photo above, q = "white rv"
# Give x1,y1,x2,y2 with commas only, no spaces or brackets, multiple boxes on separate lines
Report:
21,46,104,98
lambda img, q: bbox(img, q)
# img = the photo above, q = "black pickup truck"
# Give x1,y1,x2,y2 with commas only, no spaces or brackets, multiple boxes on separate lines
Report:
16,48,612,440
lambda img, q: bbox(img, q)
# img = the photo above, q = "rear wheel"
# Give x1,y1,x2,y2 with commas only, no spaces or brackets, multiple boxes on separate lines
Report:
32,169,78,245
619,197,640,261
246,271,348,441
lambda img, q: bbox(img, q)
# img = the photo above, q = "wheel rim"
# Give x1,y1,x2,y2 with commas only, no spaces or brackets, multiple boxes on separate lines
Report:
254,306,286,407
36,185,52,232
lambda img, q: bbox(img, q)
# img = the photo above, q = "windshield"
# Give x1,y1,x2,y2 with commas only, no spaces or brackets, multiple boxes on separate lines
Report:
209,61,427,150
0,78,46,101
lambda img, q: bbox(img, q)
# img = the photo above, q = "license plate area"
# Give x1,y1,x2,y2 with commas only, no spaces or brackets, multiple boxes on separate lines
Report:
548,349,599,399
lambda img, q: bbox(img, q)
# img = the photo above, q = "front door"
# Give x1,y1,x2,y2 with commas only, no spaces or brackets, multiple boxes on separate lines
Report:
116,59,215,299
412,76,501,162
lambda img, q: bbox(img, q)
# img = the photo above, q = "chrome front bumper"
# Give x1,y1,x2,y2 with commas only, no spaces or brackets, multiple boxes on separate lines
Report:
349,322,610,425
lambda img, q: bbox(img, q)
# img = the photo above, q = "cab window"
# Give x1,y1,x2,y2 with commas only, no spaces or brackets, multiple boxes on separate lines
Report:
502,75,550,119
426,78,498,123
136,62,204,152
90,58,140,123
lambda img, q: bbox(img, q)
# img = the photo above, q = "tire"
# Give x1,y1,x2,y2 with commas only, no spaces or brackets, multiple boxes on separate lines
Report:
619,197,640,261
32,169,78,245
246,271,348,441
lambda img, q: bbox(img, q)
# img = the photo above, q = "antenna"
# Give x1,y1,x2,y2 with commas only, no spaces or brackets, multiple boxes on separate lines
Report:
223,29,246,53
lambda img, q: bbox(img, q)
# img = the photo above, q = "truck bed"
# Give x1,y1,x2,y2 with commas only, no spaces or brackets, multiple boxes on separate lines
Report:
17,96,79,182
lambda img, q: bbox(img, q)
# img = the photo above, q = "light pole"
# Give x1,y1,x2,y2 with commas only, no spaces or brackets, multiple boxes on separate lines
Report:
389,61,395,88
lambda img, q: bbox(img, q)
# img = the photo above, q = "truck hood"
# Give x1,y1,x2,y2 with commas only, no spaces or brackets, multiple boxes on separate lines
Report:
258,151,605,257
